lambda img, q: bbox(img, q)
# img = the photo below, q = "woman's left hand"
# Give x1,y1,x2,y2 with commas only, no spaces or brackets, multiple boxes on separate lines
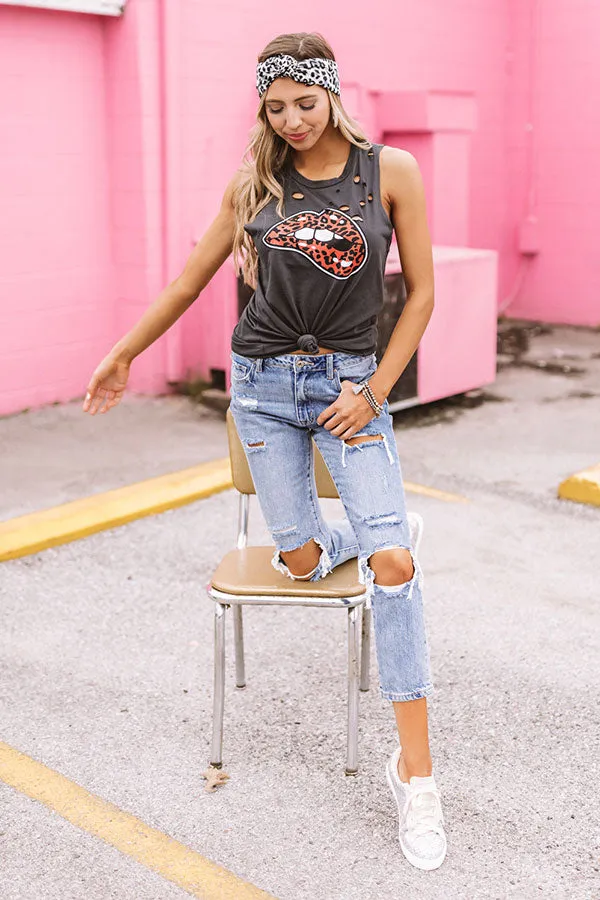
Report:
316,380,382,440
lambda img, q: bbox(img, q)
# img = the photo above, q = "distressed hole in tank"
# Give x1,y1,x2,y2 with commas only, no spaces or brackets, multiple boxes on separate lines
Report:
367,150,374,157
359,200,366,207
352,216,363,221
336,188,340,193
362,181,367,187
339,205,351,211
353,174,361,183
292,192,304,200
368,193,373,201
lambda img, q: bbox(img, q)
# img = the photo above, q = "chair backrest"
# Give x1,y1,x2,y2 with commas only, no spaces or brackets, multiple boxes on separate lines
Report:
226,407,339,498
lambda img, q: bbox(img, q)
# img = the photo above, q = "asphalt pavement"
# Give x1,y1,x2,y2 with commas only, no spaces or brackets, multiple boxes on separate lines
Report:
0,323,599,899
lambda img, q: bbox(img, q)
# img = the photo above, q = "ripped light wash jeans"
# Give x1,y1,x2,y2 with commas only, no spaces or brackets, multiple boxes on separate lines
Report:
229,348,434,703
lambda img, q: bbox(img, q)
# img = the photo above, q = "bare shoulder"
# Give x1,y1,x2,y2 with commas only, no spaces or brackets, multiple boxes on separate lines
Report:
379,146,425,207
379,145,421,176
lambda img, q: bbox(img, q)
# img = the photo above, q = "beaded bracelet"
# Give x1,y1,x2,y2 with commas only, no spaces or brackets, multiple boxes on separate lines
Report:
352,379,383,416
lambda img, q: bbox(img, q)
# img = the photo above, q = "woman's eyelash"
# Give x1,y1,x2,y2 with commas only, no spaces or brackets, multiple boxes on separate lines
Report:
270,104,316,114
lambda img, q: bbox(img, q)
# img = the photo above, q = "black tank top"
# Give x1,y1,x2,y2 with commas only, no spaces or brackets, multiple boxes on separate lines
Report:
230,141,393,357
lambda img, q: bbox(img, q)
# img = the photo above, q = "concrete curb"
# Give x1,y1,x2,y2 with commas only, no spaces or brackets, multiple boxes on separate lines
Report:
0,458,234,562
558,463,600,508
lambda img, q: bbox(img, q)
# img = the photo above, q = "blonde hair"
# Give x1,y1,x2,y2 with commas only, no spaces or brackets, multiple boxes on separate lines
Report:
232,32,372,290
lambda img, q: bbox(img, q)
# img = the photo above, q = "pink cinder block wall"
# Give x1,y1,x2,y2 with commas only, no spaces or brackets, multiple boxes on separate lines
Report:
0,7,115,414
0,0,598,416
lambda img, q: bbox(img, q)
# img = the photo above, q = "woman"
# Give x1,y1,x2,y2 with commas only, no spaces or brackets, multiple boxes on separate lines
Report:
83,31,447,871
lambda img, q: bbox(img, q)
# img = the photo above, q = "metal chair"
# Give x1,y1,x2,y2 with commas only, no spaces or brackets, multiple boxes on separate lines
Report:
207,407,374,776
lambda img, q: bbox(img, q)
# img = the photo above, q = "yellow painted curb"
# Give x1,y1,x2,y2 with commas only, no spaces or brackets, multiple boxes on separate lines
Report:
558,463,600,508
0,741,275,900
0,455,468,564
0,459,234,562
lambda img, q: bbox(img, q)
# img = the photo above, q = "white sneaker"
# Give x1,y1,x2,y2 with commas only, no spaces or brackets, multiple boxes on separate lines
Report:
385,746,447,870
407,511,424,557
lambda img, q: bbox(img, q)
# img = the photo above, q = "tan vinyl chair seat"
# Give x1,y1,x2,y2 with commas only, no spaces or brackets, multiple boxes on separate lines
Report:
211,545,366,600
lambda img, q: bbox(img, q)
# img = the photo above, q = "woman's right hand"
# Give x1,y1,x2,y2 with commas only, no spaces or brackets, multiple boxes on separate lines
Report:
82,353,131,415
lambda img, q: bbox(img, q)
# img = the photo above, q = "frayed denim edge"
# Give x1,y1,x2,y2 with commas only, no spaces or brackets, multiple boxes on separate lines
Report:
271,534,333,582
357,545,422,609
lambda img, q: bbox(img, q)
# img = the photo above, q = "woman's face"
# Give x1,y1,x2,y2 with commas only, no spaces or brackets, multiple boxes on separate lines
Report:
263,78,331,148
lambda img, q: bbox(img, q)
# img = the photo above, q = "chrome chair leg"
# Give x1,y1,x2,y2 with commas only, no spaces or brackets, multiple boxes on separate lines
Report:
360,603,371,692
210,601,227,768
232,604,246,688
346,605,361,775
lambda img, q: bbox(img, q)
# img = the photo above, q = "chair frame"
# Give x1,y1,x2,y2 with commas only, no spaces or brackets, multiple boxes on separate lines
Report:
206,431,373,775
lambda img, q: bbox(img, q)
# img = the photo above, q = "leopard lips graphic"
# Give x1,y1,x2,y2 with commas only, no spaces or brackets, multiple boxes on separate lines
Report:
262,208,368,280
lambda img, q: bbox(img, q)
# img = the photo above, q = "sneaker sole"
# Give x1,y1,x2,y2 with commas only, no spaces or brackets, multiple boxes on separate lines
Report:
385,757,447,871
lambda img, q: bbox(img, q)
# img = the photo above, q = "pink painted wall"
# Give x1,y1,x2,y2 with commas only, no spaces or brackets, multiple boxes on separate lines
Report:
502,0,600,324
0,0,598,416
0,7,115,414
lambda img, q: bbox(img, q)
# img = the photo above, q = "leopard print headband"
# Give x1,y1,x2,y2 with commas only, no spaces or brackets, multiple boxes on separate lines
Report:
256,54,340,98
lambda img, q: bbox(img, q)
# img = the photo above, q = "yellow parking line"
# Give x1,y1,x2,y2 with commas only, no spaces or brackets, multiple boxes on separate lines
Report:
404,481,469,503
558,463,600,508
0,741,275,900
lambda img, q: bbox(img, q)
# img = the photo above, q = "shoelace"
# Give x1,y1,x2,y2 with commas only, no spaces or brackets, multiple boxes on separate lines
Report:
404,789,445,837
